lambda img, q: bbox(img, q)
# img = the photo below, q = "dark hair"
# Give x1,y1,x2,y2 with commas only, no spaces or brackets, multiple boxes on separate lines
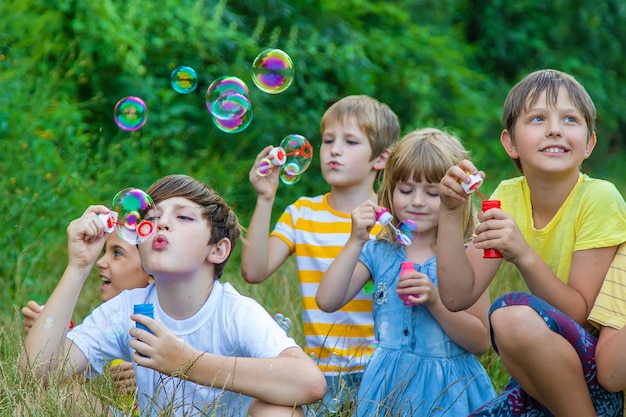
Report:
147,174,242,279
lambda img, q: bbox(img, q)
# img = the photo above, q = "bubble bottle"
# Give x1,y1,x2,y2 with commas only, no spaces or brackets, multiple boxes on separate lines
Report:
398,261,417,306
462,172,503,259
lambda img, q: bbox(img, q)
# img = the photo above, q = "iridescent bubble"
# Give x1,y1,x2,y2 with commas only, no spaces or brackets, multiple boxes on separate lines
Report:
327,398,341,415
256,158,272,176
114,96,148,131
211,104,253,134
206,76,249,118
280,163,301,185
111,188,157,244
273,313,293,336
211,93,252,123
279,134,313,175
170,66,198,94
251,48,294,94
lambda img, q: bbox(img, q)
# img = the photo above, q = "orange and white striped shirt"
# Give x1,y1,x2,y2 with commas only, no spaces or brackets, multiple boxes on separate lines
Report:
272,193,377,375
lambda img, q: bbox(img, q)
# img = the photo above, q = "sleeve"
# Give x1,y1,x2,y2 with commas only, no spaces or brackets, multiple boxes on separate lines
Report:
66,295,132,378
574,181,626,251
232,296,300,358
270,202,298,253
589,243,626,330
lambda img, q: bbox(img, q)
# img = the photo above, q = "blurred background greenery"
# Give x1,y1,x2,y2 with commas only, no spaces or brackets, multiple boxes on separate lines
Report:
2,0,626,404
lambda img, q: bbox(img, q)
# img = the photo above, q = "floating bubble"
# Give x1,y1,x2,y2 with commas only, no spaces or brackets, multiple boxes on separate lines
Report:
114,96,148,131
256,158,273,177
398,220,418,242
280,163,301,185
273,313,293,336
279,134,313,175
251,48,294,94
327,398,341,415
211,93,252,123
111,188,157,244
206,76,249,118
170,66,198,94
211,98,253,133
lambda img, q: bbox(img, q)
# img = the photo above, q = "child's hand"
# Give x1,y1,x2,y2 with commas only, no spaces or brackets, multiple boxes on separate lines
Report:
349,201,378,243
109,360,137,396
474,206,530,262
396,270,438,306
66,205,111,270
439,160,484,211
21,300,43,334
130,314,196,377
249,145,280,201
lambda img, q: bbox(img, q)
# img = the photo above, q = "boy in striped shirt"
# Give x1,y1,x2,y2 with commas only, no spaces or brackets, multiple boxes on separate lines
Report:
242,95,400,411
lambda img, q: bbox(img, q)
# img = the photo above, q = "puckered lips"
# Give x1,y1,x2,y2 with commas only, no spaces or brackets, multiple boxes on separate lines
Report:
152,234,169,250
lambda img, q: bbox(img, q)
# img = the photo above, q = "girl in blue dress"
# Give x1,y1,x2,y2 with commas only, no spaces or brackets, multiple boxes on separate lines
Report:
317,128,496,416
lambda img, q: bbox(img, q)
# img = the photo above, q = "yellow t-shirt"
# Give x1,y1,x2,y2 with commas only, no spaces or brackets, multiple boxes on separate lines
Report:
491,173,626,285
589,243,626,413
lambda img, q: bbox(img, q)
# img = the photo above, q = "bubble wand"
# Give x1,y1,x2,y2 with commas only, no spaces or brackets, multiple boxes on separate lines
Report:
462,173,503,258
375,208,418,246
255,134,314,185
97,188,157,245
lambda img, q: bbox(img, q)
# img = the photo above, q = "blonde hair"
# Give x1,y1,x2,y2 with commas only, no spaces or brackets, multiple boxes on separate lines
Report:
502,69,596,173
320,95,400,160
377,128,476,244
146,174,242,279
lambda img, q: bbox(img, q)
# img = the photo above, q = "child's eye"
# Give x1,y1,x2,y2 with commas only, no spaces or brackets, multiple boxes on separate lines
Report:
530,115,544,122
564,115,578,123
114,249,123,258
321,138,333,145
178,215,193,221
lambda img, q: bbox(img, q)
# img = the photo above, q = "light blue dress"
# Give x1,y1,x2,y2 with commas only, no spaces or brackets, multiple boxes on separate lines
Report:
357,240,496,416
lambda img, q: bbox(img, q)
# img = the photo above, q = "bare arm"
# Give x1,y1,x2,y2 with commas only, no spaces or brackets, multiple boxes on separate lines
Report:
437,161,500,311
316,201,376,312
20,206,109,382
513,246,616,327
130,318,326,406
241,146,291,283
596,326,626,392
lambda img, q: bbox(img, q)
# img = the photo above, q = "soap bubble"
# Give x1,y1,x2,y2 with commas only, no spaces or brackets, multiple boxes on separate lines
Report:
211,96,253,133
111,188,157,244
251,48,294,94
206,76,249,118
114,96,148,131
279,134,313,175
170,66,198,94
280,163,301,185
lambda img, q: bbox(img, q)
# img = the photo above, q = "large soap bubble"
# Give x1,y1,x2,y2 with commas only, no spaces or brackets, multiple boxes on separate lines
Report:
251,49,294,94
111,188,157,244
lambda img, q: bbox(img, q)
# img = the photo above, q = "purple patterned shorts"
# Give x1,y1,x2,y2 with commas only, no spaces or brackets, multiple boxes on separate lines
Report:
470,292,623,417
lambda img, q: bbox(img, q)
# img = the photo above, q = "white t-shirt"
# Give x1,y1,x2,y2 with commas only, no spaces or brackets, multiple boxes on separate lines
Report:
67,281,299,417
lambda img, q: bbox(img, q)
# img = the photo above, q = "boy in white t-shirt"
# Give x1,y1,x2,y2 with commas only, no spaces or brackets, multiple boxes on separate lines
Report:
21,174,326,417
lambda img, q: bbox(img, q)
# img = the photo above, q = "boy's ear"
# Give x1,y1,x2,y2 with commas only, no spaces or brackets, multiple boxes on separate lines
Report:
207,237,231,264
584,131,597,159
500,130,519,159
373,148,391,171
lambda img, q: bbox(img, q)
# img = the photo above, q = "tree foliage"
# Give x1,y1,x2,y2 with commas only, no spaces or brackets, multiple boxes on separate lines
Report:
1,0,625,308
